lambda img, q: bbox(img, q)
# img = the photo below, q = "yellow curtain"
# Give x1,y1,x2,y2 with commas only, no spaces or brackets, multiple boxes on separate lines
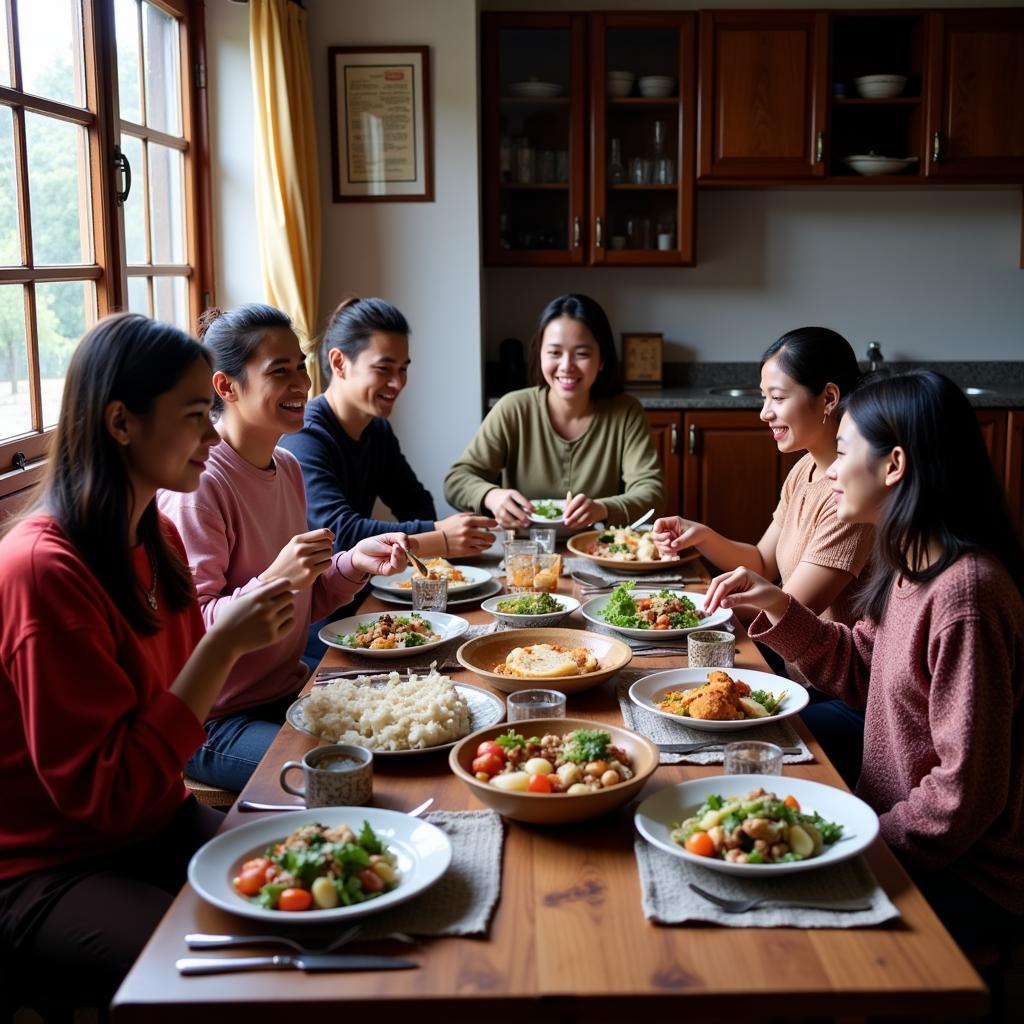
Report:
249,0,323,391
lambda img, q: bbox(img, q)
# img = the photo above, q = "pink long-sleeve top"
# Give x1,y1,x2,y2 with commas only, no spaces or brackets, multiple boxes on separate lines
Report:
748,552,1024,912
158,438,368,718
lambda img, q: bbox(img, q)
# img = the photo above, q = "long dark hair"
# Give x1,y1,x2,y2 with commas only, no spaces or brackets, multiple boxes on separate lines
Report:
36,313,210,633
320,296,410,379
848,369,1024,620
197,303,292,414
527,293,622,400
761,326,861,398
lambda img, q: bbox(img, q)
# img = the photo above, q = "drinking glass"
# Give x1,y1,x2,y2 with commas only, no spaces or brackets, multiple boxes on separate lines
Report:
529,527,556,553
630,157,651,184
654,156,675,184
533,552,562,592
411,576,447,612
507,689,567,722
723,741,784,776
505,540,538,593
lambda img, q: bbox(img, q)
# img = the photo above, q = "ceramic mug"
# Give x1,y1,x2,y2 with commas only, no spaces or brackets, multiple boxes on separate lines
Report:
280,744,373,807
687,629,736,668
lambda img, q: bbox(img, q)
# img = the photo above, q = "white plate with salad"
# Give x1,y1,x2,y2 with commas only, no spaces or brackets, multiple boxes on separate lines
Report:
318,610,468,658
580,583,731,639
635,774,878,876
629,667,809,732
528,498,566,523
188,807,452,923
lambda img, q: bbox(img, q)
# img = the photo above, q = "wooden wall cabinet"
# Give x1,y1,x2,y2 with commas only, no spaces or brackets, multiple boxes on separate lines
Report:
482,12,696,266
1007,411,1024,526
698,10,828,181
925,9,1024,180
644,410,682,515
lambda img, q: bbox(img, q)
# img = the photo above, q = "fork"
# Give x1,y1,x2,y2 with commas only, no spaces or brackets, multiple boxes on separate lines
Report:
687,882,871,914
185,925,416,955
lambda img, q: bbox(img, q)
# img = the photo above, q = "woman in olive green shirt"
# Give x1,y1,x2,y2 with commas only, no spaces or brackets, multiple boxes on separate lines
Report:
444,294,663,529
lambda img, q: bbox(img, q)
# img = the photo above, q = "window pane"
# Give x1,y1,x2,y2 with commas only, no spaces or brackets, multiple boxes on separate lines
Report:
37,279,94,428
0,3,11,87
115,0,142,125
17,0,86,108
143,1,181,136
26,113,92,265
121,134,147,263
153,275,188,330
127,275,149,315
0,286,31,440
148,143,184,263
0,108,21,266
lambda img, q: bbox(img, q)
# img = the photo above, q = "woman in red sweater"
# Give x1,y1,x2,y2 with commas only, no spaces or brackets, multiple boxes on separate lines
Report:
704,370,1024,947
0,314,296,1008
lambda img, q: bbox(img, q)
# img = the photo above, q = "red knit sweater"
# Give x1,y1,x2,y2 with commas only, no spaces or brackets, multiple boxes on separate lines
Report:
0,515,207,880
749,552,1024,912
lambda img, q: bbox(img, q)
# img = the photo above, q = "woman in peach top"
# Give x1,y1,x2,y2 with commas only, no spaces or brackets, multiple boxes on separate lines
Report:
652,327,872,784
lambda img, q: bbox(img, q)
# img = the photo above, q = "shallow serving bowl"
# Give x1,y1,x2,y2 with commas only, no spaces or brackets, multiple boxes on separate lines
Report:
456,626,632,695
480,592,580,628
449,717,658,824
638,75,675,98
843,154,918,176
580,590,731,640
566,529,695,572
853,74,907,99
318,610,468,659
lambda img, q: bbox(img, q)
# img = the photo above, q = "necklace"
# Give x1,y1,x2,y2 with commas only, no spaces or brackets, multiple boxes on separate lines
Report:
146,548,159,611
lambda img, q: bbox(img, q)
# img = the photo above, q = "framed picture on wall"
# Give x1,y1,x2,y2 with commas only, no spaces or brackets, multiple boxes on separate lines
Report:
328,45,433,202
622,333,663,387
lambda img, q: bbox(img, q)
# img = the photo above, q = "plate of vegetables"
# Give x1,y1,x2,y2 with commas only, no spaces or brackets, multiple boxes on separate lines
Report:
318,611,469,658
580,582,731,639
628,667,809,731
529,498,566,523
480,591,580,627
635,775,878,875
188,807,452,922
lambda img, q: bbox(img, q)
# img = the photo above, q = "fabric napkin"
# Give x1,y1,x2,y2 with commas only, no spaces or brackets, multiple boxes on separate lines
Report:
635,841,899,928
359,810,505,937
565,556,699,586
615,670,813,765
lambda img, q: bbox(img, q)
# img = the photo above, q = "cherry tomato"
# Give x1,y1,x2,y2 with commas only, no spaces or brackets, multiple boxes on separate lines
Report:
278,887,313,912
233,867,266,896
784,794,801,812
358,869,385,893
527,773,553,793
476,741,506,761
472,753,504,776
684,831,716,858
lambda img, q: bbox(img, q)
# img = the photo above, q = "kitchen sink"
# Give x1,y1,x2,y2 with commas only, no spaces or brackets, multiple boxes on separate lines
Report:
706,387,762,398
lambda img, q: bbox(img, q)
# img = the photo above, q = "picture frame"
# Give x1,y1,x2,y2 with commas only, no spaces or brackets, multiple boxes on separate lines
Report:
622,333,663,387
328,46,433,203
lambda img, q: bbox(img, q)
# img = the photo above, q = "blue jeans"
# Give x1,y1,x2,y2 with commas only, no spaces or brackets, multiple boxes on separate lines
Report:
800,693,865,789
186,692,301,791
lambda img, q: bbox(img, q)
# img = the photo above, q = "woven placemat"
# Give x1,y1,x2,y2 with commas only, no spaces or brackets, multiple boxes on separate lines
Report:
615,670,813,765
635,842,899,929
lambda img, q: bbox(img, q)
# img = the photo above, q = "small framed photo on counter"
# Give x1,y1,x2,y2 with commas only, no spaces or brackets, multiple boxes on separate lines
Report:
622,333,663,387
329,45,433,202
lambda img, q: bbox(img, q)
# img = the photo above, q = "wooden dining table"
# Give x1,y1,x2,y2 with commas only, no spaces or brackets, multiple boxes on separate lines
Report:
112,566,988,1023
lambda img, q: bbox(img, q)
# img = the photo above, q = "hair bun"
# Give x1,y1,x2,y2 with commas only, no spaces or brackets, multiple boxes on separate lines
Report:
326,296,360,328
196,307,225,340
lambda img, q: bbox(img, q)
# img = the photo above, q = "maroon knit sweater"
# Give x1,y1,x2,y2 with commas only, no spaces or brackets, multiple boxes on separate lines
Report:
749,552,1024,913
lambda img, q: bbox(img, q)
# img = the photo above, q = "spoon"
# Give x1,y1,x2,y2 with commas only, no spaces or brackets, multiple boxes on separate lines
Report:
627,507,655,531
401,545,431,578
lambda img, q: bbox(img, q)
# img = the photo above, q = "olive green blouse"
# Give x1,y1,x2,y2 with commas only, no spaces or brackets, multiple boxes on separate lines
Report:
443,386,663,525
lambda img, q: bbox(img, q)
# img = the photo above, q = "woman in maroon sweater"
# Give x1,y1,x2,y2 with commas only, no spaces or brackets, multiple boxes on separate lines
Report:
705,370,1024,948
0,315,296,1009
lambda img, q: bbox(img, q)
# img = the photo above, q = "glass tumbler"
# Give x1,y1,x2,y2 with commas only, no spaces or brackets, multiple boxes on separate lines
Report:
529,527,556,553
723,741,784,776
505,541,538,593
507,689,567,722
533,552,562,592
411,576,448,612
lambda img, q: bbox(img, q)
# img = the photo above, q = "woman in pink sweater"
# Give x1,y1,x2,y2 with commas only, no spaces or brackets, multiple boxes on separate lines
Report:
158,304,411,790
705,370,1024,946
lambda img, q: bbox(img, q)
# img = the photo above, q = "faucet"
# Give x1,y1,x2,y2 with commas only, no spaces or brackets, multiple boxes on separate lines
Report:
866,341,884,373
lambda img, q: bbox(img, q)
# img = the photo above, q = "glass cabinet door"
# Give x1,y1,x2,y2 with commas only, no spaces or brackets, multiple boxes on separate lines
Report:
591,14,695,265
482,14,585,265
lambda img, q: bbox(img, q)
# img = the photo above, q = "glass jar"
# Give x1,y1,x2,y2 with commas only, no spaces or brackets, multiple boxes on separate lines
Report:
609,138,626,184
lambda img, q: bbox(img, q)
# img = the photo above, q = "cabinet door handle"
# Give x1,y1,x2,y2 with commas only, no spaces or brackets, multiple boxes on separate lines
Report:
595,216,603,248
932,131,941,163
815,131,824,164
573,216,581,248
670,423,678,455
688,424,697,456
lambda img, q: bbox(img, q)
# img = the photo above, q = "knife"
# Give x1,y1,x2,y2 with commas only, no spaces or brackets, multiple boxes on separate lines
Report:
176,954,418,975
657,742,803,755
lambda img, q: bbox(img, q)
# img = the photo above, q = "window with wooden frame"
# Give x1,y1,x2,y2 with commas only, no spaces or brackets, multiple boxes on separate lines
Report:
0,0,211,499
